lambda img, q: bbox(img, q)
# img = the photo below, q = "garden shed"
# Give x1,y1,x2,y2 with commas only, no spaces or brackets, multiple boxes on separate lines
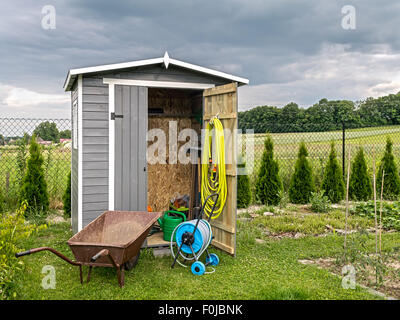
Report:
64,52,249,255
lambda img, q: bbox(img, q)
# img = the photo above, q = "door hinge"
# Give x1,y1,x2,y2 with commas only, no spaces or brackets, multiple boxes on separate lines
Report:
111,112,123,120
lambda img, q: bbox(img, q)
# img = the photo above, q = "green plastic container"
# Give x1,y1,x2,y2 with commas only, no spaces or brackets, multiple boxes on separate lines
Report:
157,210,186,242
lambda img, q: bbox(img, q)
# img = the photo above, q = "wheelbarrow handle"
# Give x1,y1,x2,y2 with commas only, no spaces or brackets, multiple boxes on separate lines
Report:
15,250,32,258
15,247,81,266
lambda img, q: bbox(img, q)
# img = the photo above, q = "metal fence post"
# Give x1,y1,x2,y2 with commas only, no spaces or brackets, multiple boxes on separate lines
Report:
342,121,345,178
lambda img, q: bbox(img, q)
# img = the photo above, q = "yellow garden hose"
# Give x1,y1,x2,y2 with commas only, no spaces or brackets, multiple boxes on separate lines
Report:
201,117,227,219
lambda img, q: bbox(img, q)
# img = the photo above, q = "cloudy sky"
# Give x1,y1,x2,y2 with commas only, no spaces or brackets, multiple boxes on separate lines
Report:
1,0,400,118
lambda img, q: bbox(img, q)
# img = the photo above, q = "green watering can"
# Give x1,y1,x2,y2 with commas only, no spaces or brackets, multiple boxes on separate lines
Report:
157,210,187,242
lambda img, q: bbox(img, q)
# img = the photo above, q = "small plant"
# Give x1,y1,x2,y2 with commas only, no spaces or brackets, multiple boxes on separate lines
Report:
0,202,45,299
336,230,397,288
278,190,289,209
16,135,28,187
322,142,345,203
63,171,72,217
377,137,400,200
255,136,282,205
351,201,400,231
237,156,252,208
349,147,372,201
310,190,331,213
289,142,315,204
19,135,49,216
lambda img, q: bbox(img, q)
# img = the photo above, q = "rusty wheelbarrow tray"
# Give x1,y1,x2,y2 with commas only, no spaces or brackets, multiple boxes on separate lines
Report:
15,210,162,287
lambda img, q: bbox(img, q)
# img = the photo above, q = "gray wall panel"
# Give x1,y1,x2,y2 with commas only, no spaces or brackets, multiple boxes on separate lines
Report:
81,76,109,232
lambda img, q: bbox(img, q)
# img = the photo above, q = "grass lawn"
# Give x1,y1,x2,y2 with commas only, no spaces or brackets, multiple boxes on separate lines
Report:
9,207,400,300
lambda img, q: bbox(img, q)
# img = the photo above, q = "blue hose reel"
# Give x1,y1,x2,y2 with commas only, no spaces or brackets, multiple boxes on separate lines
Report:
170,193,220,275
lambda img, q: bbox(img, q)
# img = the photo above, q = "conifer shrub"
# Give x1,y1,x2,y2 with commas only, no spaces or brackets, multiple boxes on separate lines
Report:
237,156,252,208
255,136,282,205
349,147,372,201
63,172,72,217
19,135,49,215
322,142,345,203
289,142,315,204
377,137,400,200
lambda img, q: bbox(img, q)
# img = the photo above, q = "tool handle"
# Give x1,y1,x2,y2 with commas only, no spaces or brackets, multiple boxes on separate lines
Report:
91,249,109,262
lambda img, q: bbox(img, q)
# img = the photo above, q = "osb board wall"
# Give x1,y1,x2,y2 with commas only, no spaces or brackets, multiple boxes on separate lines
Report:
147,88,202,212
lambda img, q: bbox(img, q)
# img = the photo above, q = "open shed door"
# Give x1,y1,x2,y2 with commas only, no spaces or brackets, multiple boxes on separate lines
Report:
203,82,238,256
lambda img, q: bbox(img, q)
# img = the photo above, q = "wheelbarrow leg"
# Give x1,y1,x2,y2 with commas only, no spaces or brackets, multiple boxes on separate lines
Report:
79,265,83,284
117,265,125,288
87,266,93,283
116,265,125,287
91,249,124,287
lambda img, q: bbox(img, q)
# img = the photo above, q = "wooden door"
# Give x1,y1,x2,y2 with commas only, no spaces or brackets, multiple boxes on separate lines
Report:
203,82,238,256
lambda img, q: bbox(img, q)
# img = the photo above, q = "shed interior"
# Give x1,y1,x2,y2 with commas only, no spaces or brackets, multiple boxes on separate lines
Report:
146,87,203,244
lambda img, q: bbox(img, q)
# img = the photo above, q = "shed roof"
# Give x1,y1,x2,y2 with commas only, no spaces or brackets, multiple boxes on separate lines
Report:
64,52,249,91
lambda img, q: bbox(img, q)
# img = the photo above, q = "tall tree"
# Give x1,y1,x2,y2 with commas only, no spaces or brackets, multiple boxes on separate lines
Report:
322,142,345,203
377,137,400,200
289,142,315,204
237,156,252,208
20,135,49,214
63,172,72,217
33,121,59,142
349,147,372,201
59,129,71,139
255,136,282,205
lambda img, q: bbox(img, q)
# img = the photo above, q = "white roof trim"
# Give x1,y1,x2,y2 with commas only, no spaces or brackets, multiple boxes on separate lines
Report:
64,52,249,91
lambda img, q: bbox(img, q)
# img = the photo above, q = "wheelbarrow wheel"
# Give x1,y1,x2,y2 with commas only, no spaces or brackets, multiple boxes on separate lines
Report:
124,251,141,271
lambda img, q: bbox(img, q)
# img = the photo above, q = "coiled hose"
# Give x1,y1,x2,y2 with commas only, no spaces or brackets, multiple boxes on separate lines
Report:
170,219,215,273
201,117,227,219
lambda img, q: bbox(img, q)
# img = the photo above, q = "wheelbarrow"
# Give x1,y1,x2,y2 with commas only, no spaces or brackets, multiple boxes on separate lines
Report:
15,210,162,287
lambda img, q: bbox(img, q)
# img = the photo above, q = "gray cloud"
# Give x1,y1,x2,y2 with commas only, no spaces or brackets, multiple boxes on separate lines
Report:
0,0,400,118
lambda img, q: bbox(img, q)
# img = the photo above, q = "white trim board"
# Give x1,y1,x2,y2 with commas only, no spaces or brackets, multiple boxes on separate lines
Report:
103,78,214,90
77,75,83,232
108,83,115,211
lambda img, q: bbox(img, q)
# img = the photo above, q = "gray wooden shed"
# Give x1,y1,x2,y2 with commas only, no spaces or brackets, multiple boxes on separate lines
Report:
64,52,248,255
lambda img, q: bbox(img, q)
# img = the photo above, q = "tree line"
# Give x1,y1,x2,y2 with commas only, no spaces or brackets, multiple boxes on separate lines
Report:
0,121,71,145
238,92,400,133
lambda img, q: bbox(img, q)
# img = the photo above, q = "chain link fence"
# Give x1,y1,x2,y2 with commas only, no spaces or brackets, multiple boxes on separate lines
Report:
241,123,400,192
2,118,400,209
0,118,71,209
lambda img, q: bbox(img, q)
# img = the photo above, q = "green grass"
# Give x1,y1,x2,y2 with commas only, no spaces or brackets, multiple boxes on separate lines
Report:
9,219,400,300
253,209,374,235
